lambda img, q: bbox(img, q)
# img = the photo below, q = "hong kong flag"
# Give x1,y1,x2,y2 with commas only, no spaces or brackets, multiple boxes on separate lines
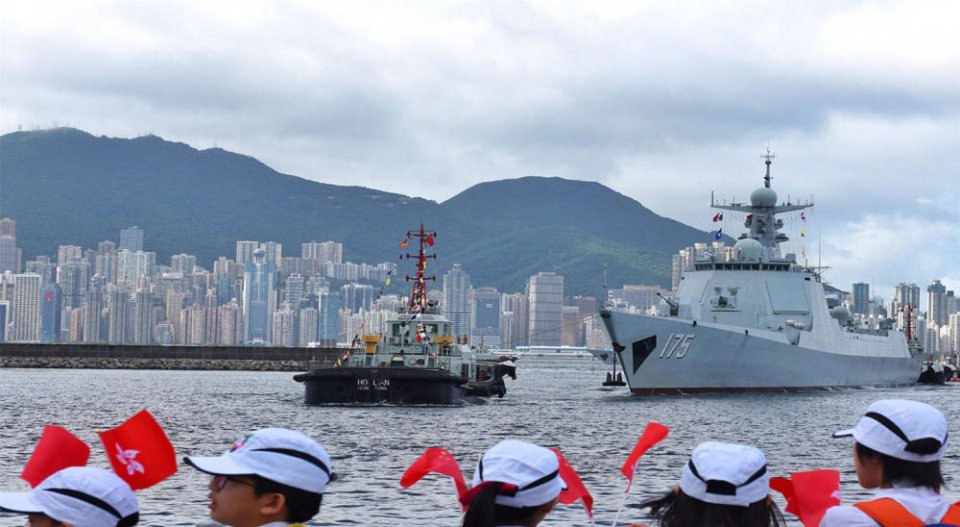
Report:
550,448,594,519
770,470,840,527
98,409,177,490
21,425,90,487
400,447,468,502
621,422,670,492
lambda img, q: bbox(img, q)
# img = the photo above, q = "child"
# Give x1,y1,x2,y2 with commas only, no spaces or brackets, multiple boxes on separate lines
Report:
460,439,566,527
635,441,786,527
821,399,956,527
0,466,140,527
184,427,334,527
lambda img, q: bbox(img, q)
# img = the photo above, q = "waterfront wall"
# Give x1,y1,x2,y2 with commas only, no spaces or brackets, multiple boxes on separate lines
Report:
0,343,343,371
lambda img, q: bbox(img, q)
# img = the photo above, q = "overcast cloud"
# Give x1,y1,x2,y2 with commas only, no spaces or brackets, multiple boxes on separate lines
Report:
2,0,958,303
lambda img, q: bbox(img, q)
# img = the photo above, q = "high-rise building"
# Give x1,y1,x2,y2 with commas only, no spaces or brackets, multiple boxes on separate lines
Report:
442,264,472,339
299,307,319,346
82,274,106,342
26,256,56,286
57,260,90,311
57,245,83,265
11,273,42,342
133,290,155,344
285,273,305,307
501,293,529,348
271,304,297,346
0,301,8,341
340,283,376,314
895,283,921,308
527,272,563,346
108,288,129,343
0,218,15,237
317,291,341,346
236,241,260,266
472,287,501,348
852,283,870,315
242,248,277,344
217,300,243,345
117,250,156,289
40,284,62,342
302,241,343,264
171,254,197,274
0,235,18,273
119,226,144,252
560,305,580,347
928,279,948,327
96,241,118,285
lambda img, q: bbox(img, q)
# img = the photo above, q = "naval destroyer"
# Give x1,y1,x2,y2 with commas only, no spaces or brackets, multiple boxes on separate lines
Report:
600,153,921,394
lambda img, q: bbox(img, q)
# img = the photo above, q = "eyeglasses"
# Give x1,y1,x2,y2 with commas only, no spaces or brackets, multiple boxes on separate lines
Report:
212,474,257,491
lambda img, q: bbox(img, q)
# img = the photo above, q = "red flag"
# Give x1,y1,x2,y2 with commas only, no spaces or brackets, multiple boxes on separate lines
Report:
712,212,723,222
400,448,468,500
98,409,177,490
550,448,593,518
425,234,434,246
21,426,90,487
620,422,669,492
400,239,408,248
770,470,840,527
769,477,799,515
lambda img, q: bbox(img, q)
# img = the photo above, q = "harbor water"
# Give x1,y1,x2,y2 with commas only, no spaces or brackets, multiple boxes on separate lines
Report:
1,361,958,526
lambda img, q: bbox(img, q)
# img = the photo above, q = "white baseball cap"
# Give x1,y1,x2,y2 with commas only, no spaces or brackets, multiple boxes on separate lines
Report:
0,467,139,527
184,428,334,494
470,439,566,508
833,399,948,462
679,441,770,507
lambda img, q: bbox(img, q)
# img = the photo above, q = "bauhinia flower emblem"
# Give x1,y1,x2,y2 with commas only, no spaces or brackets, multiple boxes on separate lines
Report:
114,443,145,476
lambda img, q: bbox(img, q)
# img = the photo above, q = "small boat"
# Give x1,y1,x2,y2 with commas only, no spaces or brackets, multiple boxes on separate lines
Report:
294,225,515,405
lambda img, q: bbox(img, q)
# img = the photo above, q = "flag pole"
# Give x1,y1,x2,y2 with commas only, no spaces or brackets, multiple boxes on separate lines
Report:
610,467,635,527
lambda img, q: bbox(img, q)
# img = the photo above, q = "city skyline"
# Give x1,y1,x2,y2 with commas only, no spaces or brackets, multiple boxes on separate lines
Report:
2,2,958,304
1,218,956,354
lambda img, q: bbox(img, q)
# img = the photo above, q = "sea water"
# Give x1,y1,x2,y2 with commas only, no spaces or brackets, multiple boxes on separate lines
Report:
1,362,958,526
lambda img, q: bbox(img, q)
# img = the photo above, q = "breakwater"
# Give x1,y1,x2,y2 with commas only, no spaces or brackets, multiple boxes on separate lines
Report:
0,342,342,371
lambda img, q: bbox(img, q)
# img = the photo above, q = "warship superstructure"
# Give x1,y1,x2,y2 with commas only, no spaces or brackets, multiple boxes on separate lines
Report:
600,153,921,394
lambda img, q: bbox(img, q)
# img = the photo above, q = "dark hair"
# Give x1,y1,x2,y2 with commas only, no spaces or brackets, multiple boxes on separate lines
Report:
639,488,786,527
461,482,549,527
855,442,945,492
253,477,323,523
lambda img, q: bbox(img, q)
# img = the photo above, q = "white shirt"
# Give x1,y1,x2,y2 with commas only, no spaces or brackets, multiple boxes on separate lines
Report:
820,486,950,527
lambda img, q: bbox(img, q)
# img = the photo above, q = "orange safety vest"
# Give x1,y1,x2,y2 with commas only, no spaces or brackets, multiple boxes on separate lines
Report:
854,498,960,527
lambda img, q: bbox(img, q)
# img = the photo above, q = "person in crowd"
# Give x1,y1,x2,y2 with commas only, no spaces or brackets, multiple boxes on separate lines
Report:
821,399,957,527
633,441,786,527
184,427,334,527
460,439,565,527
0,466,140,527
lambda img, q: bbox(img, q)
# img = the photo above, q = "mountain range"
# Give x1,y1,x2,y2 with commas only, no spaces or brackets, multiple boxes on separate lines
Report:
0,128,719,295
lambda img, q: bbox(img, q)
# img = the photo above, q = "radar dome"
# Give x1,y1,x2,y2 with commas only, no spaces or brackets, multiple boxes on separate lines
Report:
750,187,778,207
733,238,763,261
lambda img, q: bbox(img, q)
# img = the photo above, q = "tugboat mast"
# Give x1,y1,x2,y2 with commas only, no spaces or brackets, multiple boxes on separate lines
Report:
404,224,437,313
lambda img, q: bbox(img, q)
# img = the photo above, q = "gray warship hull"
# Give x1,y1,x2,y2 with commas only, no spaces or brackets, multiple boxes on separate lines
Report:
602,311,921,394
600,152,921,394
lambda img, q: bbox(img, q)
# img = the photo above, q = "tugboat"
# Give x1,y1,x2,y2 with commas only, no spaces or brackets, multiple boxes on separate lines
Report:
294,225,515,404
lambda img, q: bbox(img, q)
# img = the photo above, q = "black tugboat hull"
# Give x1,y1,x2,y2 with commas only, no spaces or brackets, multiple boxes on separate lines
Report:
293,367,469,405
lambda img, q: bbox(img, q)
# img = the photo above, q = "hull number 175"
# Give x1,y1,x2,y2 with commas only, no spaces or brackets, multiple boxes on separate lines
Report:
659,333,694,359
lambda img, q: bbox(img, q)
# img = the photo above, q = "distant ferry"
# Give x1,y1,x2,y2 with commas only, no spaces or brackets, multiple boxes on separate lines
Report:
513,346,605,361
600,152,921,394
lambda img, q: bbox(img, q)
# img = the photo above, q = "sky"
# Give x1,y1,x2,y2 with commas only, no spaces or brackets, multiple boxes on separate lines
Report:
2,0,958,303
